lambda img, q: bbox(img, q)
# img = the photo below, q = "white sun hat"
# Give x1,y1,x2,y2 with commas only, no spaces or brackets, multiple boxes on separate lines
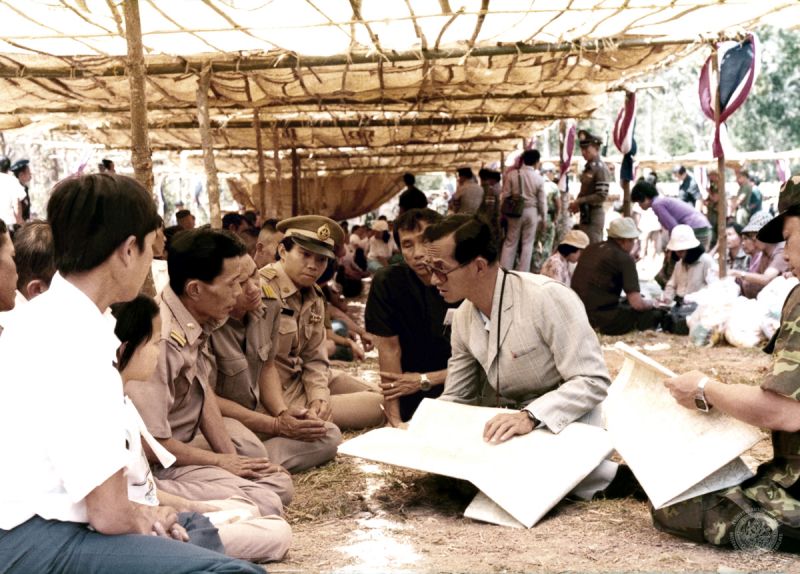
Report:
666,224,700,251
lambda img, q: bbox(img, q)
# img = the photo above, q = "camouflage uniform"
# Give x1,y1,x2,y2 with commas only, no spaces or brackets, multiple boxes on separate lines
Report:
577,159,611,244
531,180,560,272
652,285,800,550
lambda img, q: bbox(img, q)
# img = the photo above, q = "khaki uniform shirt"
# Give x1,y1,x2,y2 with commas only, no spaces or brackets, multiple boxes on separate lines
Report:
127,286,218,443
209,283,281,411
260,262,330,407
577,159,611,225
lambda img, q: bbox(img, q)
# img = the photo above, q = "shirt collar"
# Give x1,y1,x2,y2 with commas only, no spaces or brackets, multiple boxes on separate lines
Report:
274,261,300,300
160,285,212,345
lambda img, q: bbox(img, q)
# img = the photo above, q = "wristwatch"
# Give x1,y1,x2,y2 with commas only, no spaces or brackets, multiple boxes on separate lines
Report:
694,376,711,413
419,373,432,392
521,408,540,428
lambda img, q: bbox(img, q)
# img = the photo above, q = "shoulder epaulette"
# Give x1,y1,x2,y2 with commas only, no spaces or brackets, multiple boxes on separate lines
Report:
260,267,278,281
261,282,278,300
169,330,186,347
312,283,324,296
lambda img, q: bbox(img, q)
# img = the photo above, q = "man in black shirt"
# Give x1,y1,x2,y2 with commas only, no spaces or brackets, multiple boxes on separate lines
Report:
397,173,428,215
572,217,661,335
365,208,459,426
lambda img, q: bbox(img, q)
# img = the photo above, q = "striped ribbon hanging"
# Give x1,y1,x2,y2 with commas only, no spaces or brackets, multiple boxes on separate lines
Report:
698,33,759,158
613,91,637,182
559,123,576,192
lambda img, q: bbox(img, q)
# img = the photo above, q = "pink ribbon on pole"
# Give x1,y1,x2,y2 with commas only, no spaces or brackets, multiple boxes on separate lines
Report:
559,124,575,192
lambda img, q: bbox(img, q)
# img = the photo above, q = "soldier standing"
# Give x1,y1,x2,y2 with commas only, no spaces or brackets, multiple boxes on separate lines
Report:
569,130,611,244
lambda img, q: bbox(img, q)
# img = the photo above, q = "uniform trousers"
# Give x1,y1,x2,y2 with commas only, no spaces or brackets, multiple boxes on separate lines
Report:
0,516,262,574
194,416,341,474
155,462,292,517
578,206,606,244
205,497,292,563
500,205,540,272
328,370,385,430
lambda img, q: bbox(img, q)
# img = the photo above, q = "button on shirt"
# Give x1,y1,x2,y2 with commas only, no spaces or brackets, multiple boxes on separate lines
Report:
127,286,217,443
210,295,281,411
0,273,128,529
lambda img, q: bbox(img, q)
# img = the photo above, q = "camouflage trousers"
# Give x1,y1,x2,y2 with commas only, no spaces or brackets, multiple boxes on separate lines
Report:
651,486,800,552
531,218,555,273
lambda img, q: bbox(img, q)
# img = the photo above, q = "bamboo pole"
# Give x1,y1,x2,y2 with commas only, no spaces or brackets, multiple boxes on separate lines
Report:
622,179,631,217
713,47,727,279
196,67,222,228
556,120,572,245
253,108,268,215
1,37,737,79
291,148,300,217
122,0,153,192
272,127,283,216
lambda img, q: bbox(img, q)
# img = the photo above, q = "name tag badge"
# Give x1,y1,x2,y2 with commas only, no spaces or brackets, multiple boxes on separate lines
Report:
443,308,457,326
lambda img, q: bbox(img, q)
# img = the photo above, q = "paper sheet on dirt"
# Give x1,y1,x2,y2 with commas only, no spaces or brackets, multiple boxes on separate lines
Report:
604,342,762,509
337,399,613,528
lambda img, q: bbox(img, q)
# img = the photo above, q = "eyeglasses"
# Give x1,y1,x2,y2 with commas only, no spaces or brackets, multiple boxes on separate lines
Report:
422,261,469,283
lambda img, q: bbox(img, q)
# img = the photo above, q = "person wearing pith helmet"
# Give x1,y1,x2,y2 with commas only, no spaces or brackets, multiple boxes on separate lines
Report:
569,129,612,244
651,173,800,553
260,215,384,431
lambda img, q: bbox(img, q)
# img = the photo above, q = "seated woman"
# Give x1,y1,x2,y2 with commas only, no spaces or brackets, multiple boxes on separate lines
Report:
661,225,715,304
724,222,749,271
539,230,589,286
112,295,292,564
367,220,394,272
730,211,788,298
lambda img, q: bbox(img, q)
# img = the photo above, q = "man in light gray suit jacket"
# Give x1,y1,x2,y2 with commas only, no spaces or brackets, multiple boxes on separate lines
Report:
423,214,624,499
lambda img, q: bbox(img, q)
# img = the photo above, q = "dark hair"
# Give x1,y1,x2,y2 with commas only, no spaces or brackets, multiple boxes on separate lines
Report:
351,224,361,234
393,208,443,246
682,244,706,265
222,212,245,230
99,159,114,172
677,165,687,176
111,295,160,372
0,218,7,247
739,169,750,179
522,149,540,166
423,214,498,265
167,228,246,295
403,172,415,186
726,222,743,237
631,180,659,203
457,167,474,180
261,218,279,232
46,174,160,275
486,170,501,183
380,230,390,243
557,243,580,257
175,209,192,220
13,221,55,293
243,210,258,227
0,157,9,173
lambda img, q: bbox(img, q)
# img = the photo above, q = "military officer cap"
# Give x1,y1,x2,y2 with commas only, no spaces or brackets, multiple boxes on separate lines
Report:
578,129,603,148
277,215,344,259
758,175,800,243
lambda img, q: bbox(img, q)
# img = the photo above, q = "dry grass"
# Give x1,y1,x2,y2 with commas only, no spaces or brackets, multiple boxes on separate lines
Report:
286,458,369,525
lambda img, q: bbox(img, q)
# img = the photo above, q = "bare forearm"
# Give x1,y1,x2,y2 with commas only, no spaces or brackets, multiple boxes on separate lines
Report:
376,336,403,422
739,269,779,287
86,469,152,535
704,380,800,431
217,394,277,436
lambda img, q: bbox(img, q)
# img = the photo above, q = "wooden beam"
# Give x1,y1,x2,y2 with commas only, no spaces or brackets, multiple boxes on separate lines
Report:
122,0,153,192
197,67,222,228
253,107,267,214
713,47,727,279
0,36,719,79
291,148,300,216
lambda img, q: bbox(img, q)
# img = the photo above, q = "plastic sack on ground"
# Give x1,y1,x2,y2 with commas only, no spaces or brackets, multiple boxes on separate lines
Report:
756,275,799,339
686,277,741,347
724,298,766,348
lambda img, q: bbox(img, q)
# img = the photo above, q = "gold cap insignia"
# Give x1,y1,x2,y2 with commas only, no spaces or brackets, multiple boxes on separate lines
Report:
317,224,331,242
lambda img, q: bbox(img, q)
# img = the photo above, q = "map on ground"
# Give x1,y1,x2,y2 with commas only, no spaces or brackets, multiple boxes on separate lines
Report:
338,399,613,528
604,342,762,509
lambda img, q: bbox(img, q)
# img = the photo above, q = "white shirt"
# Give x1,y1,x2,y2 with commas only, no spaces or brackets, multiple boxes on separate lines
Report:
0,273,129,529
0,172,24,224
123,397,176,506
367,236,393,260
151,259,169,295
0,290,27,332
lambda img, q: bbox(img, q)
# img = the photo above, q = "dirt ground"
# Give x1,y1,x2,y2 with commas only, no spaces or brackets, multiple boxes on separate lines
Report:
264,326,800,574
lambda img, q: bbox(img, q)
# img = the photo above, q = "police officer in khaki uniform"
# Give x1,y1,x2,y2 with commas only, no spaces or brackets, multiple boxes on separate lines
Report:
209,253,342,473
569,129,612,244
126,228,293,518
262,216,384,430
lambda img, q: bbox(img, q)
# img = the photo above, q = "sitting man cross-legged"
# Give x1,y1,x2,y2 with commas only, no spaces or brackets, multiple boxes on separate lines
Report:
126,228,293,519
365,208,460,426
423,214,628,500
261,216,385,430
210,253,342,472
0,174,261,573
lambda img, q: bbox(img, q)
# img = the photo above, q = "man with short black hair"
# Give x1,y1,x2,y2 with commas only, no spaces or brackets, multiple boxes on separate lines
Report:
674,165,701,208
222,213,249,234
397,172,428,215
176,208,196,230
0,174,260,573
126,228,293,518
366,208,459,425
12,220,55,301
452,167,484,215
254,219,283,268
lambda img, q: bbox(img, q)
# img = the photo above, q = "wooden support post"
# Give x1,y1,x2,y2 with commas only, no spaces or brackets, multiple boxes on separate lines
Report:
556,120,572,245
291,148,300,217
253,108,268,215
713,47,728,278
122,0,153,192
272,127,283,216
196,66,222,228
622,179,631,217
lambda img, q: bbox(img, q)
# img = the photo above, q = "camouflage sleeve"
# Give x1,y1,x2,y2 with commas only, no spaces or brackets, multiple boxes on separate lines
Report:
762,285,800,400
